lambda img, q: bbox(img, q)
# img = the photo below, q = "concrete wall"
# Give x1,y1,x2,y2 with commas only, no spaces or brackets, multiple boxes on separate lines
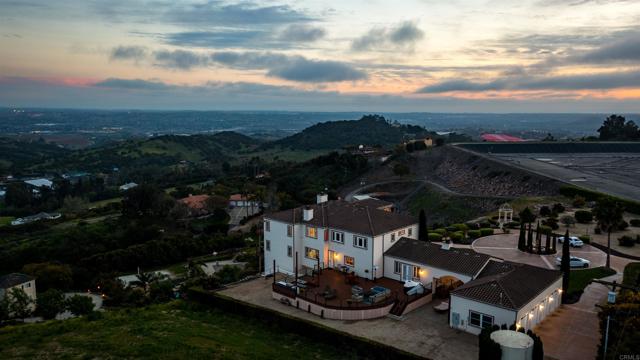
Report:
450,295,517,335
402,293,433,315
271,291,395,320
516,278,562,331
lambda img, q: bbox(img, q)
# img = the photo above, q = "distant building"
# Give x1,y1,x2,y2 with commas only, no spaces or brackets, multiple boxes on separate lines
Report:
481,134,526,142
119,182,138,191
11,212,62,226
424,137,433,147
62,171,91,184
24,178,53,189
352,195,395,212
0,273,37,312
228,194,261,208
178,194,211,217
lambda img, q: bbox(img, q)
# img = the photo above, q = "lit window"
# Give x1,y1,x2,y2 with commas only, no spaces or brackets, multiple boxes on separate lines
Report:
264,220,271,232
394,261,402,274
413,266,421,279
305,247,319,259
331,231,344,244
469,311,493,328
345,256,355,267
266,240,271,251
353,235,368,249
287,246,292,257
391,234,396,242
287,225,293,237
306,226,317,238
398,229,406,236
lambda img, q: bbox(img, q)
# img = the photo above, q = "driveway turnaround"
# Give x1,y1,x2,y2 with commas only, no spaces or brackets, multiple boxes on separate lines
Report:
220,278,478,360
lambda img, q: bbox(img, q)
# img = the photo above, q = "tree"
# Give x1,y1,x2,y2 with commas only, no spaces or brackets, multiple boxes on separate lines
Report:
593,197,624,268
560,215,576,228
545,232,551,254
598,114,640,141
478,325,502,360
518,222,526,251
149,281,174,303
8,288,32,319
66,295,94,316
527,224,534,252
418,209,428,242
22,262,73,292
552,203,565,214
36,289,66,320
519,207,536,225
539,206,551,217
536,222,542,254
4,182,33,208
0,297,9,321
561,229,571,303
61,196,89,216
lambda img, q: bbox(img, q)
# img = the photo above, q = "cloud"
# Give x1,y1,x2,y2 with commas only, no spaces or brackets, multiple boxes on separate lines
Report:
110,45,148,61
94,78,172,90
167,1,313,26
152,49,209,70
417,70,640,93
570,33,640,64
209,51,290,69
279,24,326,42
162,30,267,48
267,58,367,82
351,21,424,52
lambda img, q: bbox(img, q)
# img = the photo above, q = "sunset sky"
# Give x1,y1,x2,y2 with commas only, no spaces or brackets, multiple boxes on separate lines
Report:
1,0,639,111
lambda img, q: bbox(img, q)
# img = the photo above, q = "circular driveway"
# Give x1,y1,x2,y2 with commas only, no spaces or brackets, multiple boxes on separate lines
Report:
471,233,607,270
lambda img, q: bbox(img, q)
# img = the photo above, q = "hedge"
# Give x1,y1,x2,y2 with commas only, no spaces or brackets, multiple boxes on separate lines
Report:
559,185,640,215
574,210,593,224
427,233,443,242
187,287,424,360
450,231,464,242
468,230,482,239
433,228,447,235
578,235,591,244
480,228,494,237
450,223,468,232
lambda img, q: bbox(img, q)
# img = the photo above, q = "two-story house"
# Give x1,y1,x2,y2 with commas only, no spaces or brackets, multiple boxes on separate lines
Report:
0,273,37,312
263,194,418,280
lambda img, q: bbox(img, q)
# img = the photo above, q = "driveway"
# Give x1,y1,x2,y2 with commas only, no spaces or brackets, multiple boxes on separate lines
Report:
219,278,478,360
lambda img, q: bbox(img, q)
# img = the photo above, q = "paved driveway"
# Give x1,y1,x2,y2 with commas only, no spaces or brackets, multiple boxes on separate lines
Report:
220,278,478,360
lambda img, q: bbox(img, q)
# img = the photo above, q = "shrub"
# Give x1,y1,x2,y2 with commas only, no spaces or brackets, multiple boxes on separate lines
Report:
630,219,640,227
427,233,442,242
574,210,593,223
480,228,494,237
539,206,551,217
539,225,552,235
433,228,447,235
468,230,482,239
618,236,635,247
578,235,590,244
560,215,576,227
572,195,586,208
618,220,629,230
506,221,520,229
594,227,602,234
392,163,410,176
542,218,559,230
66,295,95,316
479,222,492,228
552,203,565,214
450,223,468,232
450,231,464,242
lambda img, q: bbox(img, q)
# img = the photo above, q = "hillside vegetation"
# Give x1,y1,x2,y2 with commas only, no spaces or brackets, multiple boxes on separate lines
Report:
0,301,347,359
0,138,69,173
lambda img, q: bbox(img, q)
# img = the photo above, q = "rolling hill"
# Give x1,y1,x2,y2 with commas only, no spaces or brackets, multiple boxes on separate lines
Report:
0,138,70,174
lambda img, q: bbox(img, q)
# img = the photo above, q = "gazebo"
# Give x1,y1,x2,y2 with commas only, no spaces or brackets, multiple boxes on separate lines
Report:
498,203,513,229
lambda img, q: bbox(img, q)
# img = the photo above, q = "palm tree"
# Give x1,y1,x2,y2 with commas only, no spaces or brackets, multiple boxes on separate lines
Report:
187,259,207,279
593,197,624,268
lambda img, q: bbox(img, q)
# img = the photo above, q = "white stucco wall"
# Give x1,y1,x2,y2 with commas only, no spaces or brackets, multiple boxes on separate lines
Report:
516,277,562,331
450,295,517,335
383,255,473,286
1,280,37,311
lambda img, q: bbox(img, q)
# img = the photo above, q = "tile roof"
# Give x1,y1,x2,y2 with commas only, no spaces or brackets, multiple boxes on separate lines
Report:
0,273,34,289
451,260,562,310
178,194,210,210
265,200,416,236
384,238,491,276
353,198,394,210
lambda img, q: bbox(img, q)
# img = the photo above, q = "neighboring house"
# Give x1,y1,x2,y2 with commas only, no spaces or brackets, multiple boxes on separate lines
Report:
424,137,433,147
62,171,91,184
264,194,418,279
228,194,261,208
178,194,211,217
383,238,491,289
119,182,138,191
352,195,395,212
24,178,53,189
11,212,62,226
449,260,562,334
0,273,37,311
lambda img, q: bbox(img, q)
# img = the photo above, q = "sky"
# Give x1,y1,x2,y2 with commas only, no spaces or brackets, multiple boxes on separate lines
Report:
1,0,639,112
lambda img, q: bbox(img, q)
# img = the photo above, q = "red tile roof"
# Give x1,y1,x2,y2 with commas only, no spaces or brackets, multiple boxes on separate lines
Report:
178,194,210,210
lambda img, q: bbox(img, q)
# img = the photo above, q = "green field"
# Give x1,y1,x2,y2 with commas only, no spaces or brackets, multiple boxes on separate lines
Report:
0,216,14,227
568,266,617,294
0,301,346,359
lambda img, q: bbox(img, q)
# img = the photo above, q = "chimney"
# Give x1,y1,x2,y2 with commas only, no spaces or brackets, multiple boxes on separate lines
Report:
441,240,451,251
303,206,314,221
316,193,328,204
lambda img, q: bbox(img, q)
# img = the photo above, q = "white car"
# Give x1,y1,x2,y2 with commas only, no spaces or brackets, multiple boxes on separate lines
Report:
558,236,584,247
555,256,590,268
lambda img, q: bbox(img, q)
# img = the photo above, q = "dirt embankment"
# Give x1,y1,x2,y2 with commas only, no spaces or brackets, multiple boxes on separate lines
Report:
410,146,561,197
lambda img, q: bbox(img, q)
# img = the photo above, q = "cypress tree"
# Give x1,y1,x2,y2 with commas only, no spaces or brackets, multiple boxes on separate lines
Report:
527,224,533,252
545,232,551,254
536,222,542,254
518,222,526,251
561,229,571,303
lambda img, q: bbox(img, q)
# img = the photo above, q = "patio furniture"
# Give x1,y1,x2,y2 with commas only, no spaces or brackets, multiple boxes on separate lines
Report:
351,294,363,302
351,285,363,296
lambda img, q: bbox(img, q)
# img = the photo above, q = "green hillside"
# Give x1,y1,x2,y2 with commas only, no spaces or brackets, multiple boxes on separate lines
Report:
265,114,436,150
0,138,69,173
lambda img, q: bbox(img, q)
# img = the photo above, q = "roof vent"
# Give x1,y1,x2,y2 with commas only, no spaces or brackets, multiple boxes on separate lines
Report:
303,206,314,221
316,193,328,204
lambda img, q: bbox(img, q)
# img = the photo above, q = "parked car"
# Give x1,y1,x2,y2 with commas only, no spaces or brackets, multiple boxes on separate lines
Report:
555,256,590,268
558,236,584,247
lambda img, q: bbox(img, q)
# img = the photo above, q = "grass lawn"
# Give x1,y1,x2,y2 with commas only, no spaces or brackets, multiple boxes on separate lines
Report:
568,266,617,294
0,301,348,359
0,216,15,227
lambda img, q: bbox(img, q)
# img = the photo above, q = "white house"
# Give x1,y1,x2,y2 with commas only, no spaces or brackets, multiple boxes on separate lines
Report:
24,178,53,189
228,194,261,209
263,194,418,280
0,273,37,312
11,212,62,226
449,260,562,334
119,182,138,191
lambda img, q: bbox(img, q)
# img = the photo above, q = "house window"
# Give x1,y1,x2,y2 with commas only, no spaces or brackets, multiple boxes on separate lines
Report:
305,247,319,260
287,225,293,237
394,261,402,274
287,246,292,257
398,229,406,236
306,226,317,238
353,235,368,249
469,311,494,328
413,266,421,279
408,228,413,236
391,233,396,242
264,220,271,232
344,256,355,267
266,240,271,251
331,231,344,244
